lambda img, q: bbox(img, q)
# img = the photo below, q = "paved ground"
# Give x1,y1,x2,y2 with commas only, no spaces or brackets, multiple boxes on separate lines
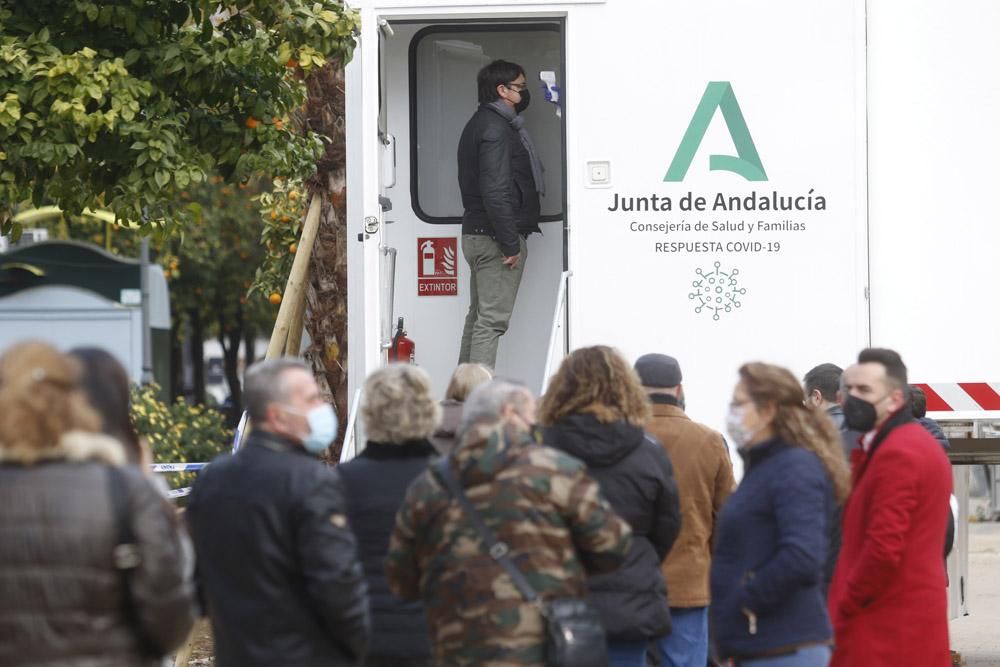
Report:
951,522,1000,666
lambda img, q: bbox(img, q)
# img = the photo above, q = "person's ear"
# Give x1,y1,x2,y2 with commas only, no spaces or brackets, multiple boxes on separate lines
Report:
889,387,907,412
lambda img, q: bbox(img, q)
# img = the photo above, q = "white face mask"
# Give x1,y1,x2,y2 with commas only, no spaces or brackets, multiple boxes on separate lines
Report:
725,406,756,448
283,403,339,454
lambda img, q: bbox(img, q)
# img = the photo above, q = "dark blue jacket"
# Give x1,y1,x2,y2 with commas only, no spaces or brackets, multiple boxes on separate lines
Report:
710,438,834,659
338,440,435,659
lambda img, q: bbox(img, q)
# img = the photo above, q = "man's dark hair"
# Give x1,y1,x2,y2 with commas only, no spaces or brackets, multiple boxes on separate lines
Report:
803,363,843,402
477,60,525,104
910,384,927,418
858,347,908,389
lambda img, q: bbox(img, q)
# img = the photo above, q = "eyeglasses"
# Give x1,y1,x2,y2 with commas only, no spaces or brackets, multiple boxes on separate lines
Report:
505,82,528,92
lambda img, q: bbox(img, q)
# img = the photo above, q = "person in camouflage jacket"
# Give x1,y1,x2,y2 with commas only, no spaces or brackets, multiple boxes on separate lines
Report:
385,381,633,667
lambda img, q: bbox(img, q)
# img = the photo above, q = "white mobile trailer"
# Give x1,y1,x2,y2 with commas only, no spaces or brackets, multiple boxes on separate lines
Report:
343,0,1000,616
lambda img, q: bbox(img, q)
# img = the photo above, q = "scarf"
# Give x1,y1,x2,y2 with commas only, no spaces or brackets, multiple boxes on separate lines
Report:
488,100,545,196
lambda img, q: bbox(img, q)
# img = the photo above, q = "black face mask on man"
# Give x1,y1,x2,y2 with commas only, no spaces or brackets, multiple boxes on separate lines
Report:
843,393,888,432
514,89,531,114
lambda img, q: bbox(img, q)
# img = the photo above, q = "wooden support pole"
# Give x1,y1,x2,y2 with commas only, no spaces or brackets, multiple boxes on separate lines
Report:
284,284,308,356
266,193,322,359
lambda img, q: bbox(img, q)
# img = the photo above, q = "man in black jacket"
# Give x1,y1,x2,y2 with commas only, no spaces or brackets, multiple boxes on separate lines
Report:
187,358,370,667
457,59,543,369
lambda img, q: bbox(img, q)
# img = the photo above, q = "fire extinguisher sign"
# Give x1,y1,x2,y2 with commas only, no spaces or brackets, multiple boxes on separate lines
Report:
417,237,458,296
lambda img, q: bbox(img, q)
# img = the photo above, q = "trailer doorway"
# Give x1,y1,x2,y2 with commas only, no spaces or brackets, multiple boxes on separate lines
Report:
379,20,567,396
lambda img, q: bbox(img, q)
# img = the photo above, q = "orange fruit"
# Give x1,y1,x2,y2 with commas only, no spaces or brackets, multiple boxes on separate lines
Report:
270,211,278,220
289,243,297,254
244,117,259,129
288,190,299,200
272,117,283,130
269,292,282,305
285,58,298,69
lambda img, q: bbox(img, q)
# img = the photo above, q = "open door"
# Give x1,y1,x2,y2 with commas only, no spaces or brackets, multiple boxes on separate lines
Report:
376,20,567,397
346,11,393,406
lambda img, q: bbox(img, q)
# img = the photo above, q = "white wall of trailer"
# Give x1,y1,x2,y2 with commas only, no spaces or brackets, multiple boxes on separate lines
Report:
868,1,1000,389
565,0,868,438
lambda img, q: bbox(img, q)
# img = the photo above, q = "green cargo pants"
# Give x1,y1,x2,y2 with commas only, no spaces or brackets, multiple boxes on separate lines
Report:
458,234,528,369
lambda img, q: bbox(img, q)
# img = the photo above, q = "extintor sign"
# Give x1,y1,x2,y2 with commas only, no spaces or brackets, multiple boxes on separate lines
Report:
417,237,458,296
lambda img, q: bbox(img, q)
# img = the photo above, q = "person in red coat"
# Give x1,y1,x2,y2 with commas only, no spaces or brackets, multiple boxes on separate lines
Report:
828,348,953,667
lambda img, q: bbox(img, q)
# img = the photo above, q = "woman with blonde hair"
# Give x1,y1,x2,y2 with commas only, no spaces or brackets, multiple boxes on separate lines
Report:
0,341,195,666
538,345,681,667
338,364,442,667
431,362,493,453
710,362,850,667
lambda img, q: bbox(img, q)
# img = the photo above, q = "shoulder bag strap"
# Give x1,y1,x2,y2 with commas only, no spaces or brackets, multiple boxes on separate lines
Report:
432,458,540,604
106,466,162,657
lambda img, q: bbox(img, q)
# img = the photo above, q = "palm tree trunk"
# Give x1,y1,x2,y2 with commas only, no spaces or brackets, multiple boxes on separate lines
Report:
302,61,350,461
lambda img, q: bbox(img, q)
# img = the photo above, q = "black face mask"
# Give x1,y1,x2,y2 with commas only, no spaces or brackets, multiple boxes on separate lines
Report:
843,394,879,432
514,89,531,114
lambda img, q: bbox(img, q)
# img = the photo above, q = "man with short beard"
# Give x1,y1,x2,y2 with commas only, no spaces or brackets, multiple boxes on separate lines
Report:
828,348,952,667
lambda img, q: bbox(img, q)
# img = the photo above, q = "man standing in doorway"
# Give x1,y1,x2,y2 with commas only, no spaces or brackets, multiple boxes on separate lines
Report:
457,59,543,368
828,348,952,667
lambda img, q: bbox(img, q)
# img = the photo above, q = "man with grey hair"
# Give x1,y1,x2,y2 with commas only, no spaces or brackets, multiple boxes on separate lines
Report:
387,380,633,665
187,358,369,667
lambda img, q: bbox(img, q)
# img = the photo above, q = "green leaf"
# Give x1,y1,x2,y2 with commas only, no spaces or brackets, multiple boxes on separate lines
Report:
154,170,170,189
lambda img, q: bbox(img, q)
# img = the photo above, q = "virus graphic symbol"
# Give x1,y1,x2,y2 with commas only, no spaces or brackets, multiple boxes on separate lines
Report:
689,261,746,320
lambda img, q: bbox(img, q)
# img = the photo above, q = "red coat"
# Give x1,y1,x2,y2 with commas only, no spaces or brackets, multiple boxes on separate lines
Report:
828,415,952,667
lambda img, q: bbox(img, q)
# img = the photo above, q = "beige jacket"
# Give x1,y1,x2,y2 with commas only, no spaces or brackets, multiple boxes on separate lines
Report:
646,402,735,607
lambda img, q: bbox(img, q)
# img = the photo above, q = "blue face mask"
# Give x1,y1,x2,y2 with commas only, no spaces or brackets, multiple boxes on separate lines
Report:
285,403,339,454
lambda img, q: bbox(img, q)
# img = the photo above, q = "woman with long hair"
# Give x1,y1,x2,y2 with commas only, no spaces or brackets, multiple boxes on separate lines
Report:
69,347,147,467
538,345,681,667
0,341,195,666
710,362,850,667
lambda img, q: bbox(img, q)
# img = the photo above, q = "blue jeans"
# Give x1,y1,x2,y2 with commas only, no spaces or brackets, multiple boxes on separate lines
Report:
736,645,832,667
607,640,648,667
656,606,708,667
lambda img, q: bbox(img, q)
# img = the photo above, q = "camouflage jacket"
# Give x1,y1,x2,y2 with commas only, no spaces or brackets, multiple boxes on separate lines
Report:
385,422,633,667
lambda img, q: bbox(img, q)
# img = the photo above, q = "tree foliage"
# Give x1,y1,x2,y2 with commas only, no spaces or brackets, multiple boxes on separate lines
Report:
0,1,359,239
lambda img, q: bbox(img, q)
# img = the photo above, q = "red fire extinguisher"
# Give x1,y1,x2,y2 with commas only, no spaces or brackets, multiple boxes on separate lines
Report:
388,317,415,363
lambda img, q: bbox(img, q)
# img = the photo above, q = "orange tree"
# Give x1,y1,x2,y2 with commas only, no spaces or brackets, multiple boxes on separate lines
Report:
0,1,358,240
33,175,283,418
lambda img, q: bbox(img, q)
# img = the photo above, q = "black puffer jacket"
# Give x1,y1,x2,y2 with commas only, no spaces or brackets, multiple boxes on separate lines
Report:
457,104,541,257
187,430,370,667
0,431,195,667
544,414,681,641
338,440,436,661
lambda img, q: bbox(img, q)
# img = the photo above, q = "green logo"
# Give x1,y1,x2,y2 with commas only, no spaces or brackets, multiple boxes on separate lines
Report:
665,82,767,182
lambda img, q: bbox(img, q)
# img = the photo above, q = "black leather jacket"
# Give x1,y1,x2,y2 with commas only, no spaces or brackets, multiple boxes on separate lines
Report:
187,430,370,667
457,104,541,256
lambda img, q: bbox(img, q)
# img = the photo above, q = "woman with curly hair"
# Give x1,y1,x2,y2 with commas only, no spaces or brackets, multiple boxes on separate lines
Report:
338,364,442,667
710,362,850,667
538,345,681,667
0,341,195,666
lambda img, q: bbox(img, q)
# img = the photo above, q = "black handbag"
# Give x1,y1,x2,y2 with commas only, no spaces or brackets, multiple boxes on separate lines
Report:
433,458,608,667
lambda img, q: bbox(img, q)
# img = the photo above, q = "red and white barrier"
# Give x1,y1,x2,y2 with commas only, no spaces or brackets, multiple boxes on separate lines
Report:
914,383,1000,412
